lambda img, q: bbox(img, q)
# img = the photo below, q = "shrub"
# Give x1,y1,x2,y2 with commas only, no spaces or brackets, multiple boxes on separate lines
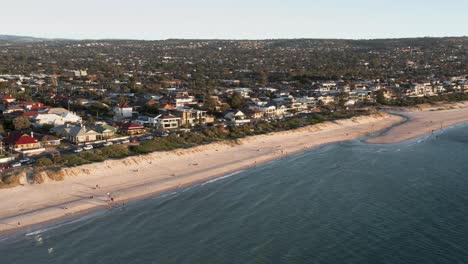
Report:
37,158,54,167
61,155,89,167
100,145,130,158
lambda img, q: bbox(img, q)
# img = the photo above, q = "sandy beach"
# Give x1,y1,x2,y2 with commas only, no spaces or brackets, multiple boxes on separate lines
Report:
368,102,468,144
0,113,404,233
3,102,468,234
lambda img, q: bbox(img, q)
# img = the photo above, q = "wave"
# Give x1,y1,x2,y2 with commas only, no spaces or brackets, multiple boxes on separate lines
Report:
201,170,245,186
25,212,100,237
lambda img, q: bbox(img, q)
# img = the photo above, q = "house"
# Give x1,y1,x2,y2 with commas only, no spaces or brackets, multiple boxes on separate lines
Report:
118,122,146,135
23,102,46,111
91,123,117,139
5,132,42,151
1,95,16,103
113,103,133,121
54,125,101,144
171,108,207,127
224,110,251,126
40,135,61,146
34,112,82,127
3,105,24,114
151,114,181,130
169,91,195,107
244,109,263,120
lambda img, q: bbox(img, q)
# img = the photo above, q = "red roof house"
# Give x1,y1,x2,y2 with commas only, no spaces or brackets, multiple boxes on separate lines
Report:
5,131,41,151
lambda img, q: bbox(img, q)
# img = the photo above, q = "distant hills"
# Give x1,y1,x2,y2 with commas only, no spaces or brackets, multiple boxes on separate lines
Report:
0,35,49,42
0,34,466,43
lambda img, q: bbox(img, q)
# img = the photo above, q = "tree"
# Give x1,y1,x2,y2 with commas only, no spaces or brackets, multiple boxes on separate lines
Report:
376,90,386,105
118,96,128,106
13,116,31,131
227,92,246,109
86,117,96,126
202,96,217,113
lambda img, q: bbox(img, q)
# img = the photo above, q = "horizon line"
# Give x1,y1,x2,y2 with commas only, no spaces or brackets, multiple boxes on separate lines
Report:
1,34,468,42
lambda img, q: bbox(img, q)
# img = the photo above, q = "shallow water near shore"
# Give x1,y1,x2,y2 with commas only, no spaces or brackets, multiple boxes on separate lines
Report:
2,125,468,263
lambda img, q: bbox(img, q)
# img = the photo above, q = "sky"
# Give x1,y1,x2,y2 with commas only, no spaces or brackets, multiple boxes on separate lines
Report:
2,0,467,40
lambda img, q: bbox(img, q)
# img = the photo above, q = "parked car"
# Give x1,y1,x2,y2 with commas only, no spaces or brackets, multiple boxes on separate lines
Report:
11,162,21,167
103,141,113,147
25,159,36,165
120,139,130,144
139,135,153,141
73,147,84,153
2,164,11,170
19,158,31,164
83,145,94,150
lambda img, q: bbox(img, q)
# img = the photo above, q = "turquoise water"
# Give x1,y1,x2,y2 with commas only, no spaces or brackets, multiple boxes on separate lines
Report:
2,125,468,263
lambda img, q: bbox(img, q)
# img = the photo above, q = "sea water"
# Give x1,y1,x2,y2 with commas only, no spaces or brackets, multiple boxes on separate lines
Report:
2,125,468,263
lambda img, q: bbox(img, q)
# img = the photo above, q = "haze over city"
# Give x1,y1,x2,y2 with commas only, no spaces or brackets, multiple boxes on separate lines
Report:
2,0,467,40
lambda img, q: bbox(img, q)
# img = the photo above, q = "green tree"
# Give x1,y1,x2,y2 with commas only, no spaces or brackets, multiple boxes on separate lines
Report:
13,116,31,131
376,90,386,105
227,92,246,109
202,96,217,113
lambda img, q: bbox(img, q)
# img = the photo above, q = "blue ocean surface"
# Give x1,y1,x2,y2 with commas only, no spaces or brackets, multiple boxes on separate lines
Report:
2,125,468,263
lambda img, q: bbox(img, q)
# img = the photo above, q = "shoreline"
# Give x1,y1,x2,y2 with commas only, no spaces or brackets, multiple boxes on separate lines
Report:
5,101,468,236
0,113,404,235
368,102,468,144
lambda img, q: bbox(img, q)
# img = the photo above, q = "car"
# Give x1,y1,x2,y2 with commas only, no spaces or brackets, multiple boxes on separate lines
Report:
83,145,93,150
25,159,36,165
11,162,21,167
103,141,113,147
2,164,11,170
19,158,31,163
120,139,130,144
140,135,153,141
73,147,83,153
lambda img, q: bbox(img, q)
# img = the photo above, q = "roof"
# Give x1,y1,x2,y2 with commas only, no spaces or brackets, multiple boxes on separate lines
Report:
22,111,39,117
41,135,60,141
5,132,38,145
120,122,144,130
68,126,98,137
161,114,180,119
118,103,131,108
47,107,69,115
162,104,175,109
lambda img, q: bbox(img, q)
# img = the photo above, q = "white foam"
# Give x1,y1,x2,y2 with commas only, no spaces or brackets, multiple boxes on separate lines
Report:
201,170,245,186
25,213,97,237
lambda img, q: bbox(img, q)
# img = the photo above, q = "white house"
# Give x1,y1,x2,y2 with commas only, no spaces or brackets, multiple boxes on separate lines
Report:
149,114,181,130
224,110,251,126
113,104,133,121
34,112,82,127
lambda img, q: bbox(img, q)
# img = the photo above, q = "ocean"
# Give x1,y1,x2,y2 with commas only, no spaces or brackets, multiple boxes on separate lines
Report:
2,125,468,263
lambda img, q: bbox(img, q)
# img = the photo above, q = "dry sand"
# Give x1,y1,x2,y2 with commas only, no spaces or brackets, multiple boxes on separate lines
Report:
368,102,468,144
0,113,403,233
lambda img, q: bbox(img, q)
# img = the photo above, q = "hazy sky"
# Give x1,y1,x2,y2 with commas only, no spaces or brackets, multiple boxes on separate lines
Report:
2,0,467,40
